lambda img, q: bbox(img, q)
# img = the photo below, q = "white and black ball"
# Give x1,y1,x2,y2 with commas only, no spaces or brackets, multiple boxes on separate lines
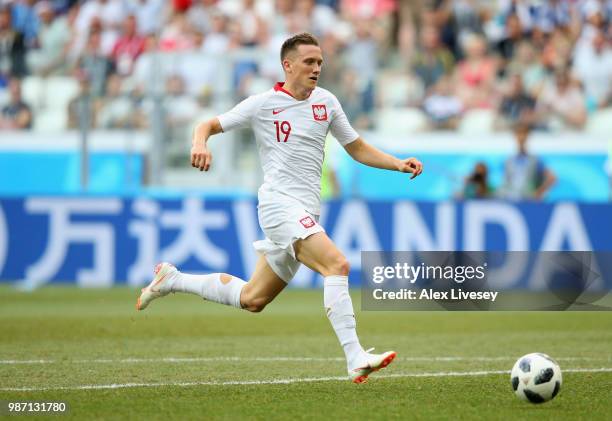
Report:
511,353,562,404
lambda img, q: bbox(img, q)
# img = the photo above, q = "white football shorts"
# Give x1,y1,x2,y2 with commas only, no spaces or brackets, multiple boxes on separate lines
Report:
253,191,324,283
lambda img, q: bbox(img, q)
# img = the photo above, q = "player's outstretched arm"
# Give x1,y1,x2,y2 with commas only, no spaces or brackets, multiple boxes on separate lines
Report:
344,137,423,179
191,117,223,171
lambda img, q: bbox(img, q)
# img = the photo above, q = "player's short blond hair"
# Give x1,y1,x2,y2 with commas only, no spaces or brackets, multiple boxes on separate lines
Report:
280,33,320,61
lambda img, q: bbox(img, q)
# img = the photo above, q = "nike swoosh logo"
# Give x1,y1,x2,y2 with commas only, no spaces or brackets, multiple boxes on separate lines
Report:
272,109,285,115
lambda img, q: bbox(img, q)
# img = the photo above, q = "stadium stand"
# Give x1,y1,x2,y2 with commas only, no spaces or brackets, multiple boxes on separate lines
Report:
0,0,610,196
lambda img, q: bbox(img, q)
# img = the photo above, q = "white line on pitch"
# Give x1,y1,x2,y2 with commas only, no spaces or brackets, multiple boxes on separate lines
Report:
1,368,611,392
0,356,610,365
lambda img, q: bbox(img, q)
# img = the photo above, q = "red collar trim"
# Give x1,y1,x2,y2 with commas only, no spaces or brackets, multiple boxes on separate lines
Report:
274,82,296,98
273,82,312,99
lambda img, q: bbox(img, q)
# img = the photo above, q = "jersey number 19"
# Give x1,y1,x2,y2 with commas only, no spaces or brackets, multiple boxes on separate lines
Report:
274,121,291,142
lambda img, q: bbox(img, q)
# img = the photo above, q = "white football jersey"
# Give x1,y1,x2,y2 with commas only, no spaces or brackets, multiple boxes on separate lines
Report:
217,82,359,215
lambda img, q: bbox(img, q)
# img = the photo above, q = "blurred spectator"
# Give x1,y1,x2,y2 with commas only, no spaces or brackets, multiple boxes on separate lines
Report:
495,13,528,63
74,28,114,97
11,0,39,48
163,74,199,140
235,0,266,47
462,162,493,199
51,1,80,15
225,15,244,50
576,0,607,50
0,0,607,140
172,0,193,13
180,33,217,99
228,20,258,90
318,31,346,94
495,72,536,130
59,3,80,64
412,1,459,58
26,1,71,76
127,0,165,35
422,75,463,130
111,15,145,76
344,18,379,117
295,0,337,37
541,28,574,72
75,0,127,57
337,69,371,129
454,33,498,109
187,0,219,34
341,0,396,20
536,66,587,130
532,0,574,34
341,0,396,52
501,123,556,201
270,0,294,36
183,9,230,100
447,0,486,58
495,0,536,34
0,78,32,129
256,22,285,84
68,73,96,129
507,41,546,97
159,10,195,51
411,24,455,91
0,6,27,85
573,29,612,110
201,10,230,53
96,73,135,128
131,34,170,95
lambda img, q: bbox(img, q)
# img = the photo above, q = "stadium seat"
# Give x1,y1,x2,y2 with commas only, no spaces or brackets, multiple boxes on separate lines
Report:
586,108,612,136
33,108,68,132
44,77,80,110
377,107,428,134
21,76,45,111
458,109,495,134
377,73,424,108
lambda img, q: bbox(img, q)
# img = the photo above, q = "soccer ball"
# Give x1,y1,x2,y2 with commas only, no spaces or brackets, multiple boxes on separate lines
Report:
510,353,562,404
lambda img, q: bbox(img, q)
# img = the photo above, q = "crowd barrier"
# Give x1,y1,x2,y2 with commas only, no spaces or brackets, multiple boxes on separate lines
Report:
2,132,610,201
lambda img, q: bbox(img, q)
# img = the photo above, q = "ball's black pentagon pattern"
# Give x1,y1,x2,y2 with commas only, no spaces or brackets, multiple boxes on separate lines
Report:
519,358,531,373
534,367,554,385
552,381,561,398
512,376,519,391
523,389,546,404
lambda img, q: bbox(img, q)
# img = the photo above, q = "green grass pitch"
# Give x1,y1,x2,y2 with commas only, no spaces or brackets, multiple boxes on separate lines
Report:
1,286,611,420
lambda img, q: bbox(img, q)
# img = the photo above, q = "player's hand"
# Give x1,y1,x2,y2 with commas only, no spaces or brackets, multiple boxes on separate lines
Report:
190,143,212,171
397,157,423,179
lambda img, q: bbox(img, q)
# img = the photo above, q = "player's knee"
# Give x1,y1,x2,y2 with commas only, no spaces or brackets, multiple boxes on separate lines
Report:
241,290,269,313
244,298,268,313
338,257,350,276
327,254,350,276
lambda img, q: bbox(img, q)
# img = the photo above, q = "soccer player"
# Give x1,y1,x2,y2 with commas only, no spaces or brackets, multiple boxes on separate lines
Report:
137,33,423,383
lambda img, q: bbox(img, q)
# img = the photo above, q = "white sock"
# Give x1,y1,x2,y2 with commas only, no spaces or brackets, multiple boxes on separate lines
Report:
168,271,246,309
324,275,367,370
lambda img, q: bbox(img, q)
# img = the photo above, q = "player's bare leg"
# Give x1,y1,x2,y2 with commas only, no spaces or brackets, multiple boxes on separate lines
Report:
239,255,287,312
137,256,286,313
295,232,397,383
